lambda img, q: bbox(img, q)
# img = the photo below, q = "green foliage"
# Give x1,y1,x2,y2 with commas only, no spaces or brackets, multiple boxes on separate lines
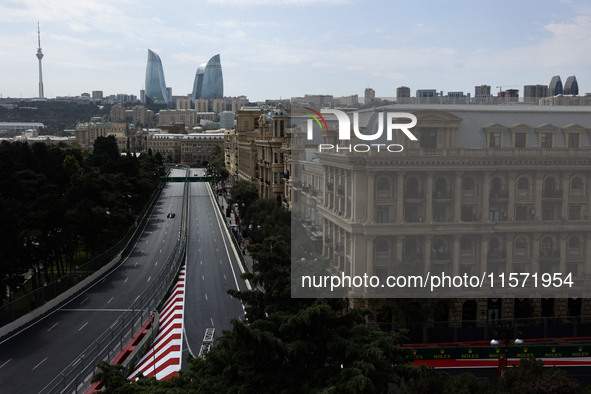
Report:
228,180,259,221
498,356,582,394
405,365,495,394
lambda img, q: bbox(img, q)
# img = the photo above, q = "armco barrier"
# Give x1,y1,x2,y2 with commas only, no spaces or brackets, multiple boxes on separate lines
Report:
38,170,189,394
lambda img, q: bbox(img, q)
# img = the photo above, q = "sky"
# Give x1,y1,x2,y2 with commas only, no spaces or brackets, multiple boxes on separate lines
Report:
1,0,591,101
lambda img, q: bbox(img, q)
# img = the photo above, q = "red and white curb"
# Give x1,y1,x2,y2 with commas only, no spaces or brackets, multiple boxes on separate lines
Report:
128,267,186,381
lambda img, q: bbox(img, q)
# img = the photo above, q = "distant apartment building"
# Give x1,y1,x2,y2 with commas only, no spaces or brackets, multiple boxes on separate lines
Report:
176,98,191,110
364,88,375,104
219,111,235,130
304,95,334,108
416,89,437,98
110,104,127,122
524,85,549,99
335,95,358,107
498,89,519,102
396,86,411,98
75,122,127,150
475,85,492,97
195,98,209,112
159,109,198,127
447,91,464,98
92,91,103,100
132,105,154,124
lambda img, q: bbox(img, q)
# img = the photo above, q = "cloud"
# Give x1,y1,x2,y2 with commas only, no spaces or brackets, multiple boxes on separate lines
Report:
312,63,330,68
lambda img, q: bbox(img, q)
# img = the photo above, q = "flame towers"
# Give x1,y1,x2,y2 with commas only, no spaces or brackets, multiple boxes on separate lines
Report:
191,54,223,100
145,49,171,105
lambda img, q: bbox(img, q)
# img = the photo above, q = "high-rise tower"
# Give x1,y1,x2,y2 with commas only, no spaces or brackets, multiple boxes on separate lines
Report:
36,22,44,98
145,49,171,105
192,54,223,100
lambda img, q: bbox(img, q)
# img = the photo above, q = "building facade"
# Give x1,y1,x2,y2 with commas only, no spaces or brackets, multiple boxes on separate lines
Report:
296,104,591,321
75,122,126,150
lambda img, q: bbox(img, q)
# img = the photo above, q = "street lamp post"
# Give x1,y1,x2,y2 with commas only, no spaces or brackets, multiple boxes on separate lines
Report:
490,321,523,379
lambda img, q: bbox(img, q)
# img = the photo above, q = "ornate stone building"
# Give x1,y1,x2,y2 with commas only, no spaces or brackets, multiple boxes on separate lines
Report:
305,104,591,322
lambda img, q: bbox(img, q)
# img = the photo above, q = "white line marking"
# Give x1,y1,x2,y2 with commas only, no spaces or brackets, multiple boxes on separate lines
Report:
147,276,151,282
32,357,48,370
78,322,88,331
155,261,158,266
160,249,162,253
124,278,128,283
0,359,12,369
202,275,204,280
163,239,165,243
224,275,226,279
200,261,202,265
47,323,58,332
80,298,87,305
210,318,214,326
134,262,138,267
107,297,113,304
101,278,106,284
205,294,208,300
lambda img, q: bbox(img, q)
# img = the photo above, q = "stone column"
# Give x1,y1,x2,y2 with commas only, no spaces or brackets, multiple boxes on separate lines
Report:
482,172,491,222
562,170,570,220
366,237,376,293
506,233,514,274
454,171,463,222
534,171,543,221
396,235,405,264
453,234,461,276
560,232,567,274
508,171,516,220
366,171,375,224
345,171,351,219
424,235,433,275
480,235,489,276
425,171,434,222
396,171,405,223
532,232,541,275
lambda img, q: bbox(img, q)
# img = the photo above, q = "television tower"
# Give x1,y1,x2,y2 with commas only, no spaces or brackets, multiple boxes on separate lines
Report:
36,22,44,98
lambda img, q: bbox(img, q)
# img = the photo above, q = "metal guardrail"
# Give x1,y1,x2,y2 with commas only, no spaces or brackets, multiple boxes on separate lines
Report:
38,169,190,394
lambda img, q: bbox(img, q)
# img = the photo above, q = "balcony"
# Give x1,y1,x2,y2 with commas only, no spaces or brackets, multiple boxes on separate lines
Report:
489,190,509,199
404,190,424,200
335,243,344,253
433,190,452,200
487,250,507,261
337,185,345,196
327,183,334,192
432,251,451,261
540,249,560,259
325,237,333,245
542,189,563,199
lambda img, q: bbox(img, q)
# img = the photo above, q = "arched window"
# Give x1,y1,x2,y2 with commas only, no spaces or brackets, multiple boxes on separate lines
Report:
404,239,418,255
406,178,419,198
572,177,583,190
569,237,580,249
491,177,502,194
515,237,527,249
517,177,529,190
377,177,390,191
541,237,553,257
544,177,556,193
376,239,389,252
461,238,472,250
434,178,447,193
489,238,500,253
463,177,474,190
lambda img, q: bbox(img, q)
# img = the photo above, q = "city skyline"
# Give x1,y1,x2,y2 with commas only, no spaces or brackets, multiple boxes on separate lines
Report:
1,0,591,101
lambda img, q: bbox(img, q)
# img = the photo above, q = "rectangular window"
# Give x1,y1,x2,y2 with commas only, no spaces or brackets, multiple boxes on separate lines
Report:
280,120,285,137
405,207,418,223
569,205,581,220
568,134,580,148
489,133,501,148
461,206,473,222
420,129,437,148
489,206,500,221
541,133,553,148
377,207,389,223
274,172,278,184
567,263,578,277
542,206,554,220
274,153,278,163
516,206,528,221
433,207,445,222
514,133,526,148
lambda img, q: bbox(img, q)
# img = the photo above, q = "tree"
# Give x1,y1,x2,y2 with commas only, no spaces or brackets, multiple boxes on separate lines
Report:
498,357,583,394
228,180,258,221
405,365,494,394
